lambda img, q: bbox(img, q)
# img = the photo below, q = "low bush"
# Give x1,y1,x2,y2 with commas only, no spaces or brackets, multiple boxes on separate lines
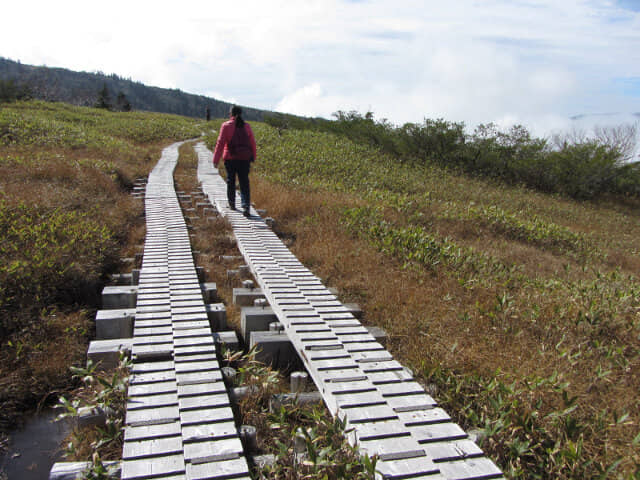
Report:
266,110,639,199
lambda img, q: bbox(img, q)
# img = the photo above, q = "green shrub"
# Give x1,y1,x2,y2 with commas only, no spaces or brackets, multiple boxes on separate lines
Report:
267,110,639,200
0,201,117,332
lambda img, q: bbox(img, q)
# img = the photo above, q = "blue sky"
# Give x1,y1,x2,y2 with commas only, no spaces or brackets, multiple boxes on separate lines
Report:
2,0,640,136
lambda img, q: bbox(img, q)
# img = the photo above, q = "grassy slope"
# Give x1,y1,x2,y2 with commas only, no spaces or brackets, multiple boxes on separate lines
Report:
237,123,640,479
0,101,204,436
1,102,637,478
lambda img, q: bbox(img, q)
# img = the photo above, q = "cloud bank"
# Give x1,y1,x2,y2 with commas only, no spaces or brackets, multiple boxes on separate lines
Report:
2,0,640,136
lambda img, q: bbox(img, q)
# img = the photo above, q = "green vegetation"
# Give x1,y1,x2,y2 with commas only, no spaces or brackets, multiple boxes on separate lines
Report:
0,77,31,103
0,57,267,120
265,111,640,199
0,100,204,436
1,97,638,479
237,121,640,478
225,348,377,479
57,356,130,468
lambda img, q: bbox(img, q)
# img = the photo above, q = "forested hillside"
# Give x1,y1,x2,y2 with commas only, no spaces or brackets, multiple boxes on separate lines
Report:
0,57,267,120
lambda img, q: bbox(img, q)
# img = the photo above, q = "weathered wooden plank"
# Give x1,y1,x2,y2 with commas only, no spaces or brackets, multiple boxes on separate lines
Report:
126,405,180,425
437,457,504,480
123,436,183,459
181,421,238,442
125,422,182,441
180,406,235,425
182,437,243,462
185,457,250,480
127,393,178,410
178,394,230,411
121,453,185,479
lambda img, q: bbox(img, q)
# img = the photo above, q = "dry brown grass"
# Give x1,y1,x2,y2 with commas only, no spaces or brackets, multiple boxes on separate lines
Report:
0,310,91,432
0,144,166,435
251,173,640,476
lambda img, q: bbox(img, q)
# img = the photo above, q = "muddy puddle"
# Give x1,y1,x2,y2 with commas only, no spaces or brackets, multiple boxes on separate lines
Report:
0,409,72,480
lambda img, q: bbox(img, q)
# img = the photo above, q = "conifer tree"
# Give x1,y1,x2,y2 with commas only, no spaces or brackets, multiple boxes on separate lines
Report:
95,83,111,109
116,91,132,111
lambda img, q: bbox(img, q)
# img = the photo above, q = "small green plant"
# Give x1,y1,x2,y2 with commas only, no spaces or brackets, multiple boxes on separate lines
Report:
260,406,378,479
57,355,130,464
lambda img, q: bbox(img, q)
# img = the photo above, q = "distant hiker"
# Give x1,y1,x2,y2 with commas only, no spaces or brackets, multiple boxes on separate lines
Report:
205,106,211,121
213,105,257,217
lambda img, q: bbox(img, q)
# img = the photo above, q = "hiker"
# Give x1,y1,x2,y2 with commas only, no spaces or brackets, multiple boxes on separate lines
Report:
213,105,257,217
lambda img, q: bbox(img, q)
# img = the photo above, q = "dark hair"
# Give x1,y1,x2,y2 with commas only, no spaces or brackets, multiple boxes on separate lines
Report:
230,105,245,127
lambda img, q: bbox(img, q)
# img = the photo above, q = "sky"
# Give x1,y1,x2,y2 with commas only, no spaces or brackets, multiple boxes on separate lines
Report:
2,0,640,138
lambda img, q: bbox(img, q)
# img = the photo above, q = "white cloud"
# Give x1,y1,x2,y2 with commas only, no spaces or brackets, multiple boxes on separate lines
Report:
2,0,640,138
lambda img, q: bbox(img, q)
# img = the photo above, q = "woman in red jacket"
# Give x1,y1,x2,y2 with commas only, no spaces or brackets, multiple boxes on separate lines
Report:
213,105,257,217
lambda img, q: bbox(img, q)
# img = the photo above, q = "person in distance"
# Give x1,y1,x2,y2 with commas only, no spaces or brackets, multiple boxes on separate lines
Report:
213,105,257,217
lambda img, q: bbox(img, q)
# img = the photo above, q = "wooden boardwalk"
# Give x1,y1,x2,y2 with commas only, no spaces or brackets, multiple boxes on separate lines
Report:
195,142,505,480
121,142,250,480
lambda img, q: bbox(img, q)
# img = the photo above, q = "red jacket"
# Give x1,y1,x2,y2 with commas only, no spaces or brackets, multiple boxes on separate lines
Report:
213,119,257,166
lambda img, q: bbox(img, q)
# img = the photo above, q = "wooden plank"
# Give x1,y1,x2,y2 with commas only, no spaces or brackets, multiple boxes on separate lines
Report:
437,457,504,480
121,453,185,479
127,393,178,410
182,437,243,462
177,381,226,398
126,405,180,425
185,457,250,480
182,421,238,442
125,422,182,441
123,436,183,459
180,406,235,425
178,394,230,411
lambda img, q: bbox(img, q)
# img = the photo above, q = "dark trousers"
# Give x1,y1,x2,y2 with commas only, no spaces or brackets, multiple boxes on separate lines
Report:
224,160,251,209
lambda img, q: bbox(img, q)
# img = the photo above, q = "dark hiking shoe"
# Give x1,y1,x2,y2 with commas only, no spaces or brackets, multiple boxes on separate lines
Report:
243,207,250,217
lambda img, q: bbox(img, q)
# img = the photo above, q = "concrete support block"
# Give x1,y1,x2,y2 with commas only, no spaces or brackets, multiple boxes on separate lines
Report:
230,385,259,402
76,405,114,429
95,308,135,339
206,303,227,331
269,392,323,412
365,325,387,346
213,331,240,352
50,462,121,480
101,285,137,309
132,269,140,285
233,288,265,307
344,303,363,319
290,371,308,393
200,282,218,303
249,331,297,370
240,425,258,452
110,273,133,285
87,339,132,370
241,306,277,343
196,266,205,282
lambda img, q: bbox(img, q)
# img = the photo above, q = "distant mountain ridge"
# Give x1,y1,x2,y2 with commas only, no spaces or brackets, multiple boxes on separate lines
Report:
0,57,269,121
